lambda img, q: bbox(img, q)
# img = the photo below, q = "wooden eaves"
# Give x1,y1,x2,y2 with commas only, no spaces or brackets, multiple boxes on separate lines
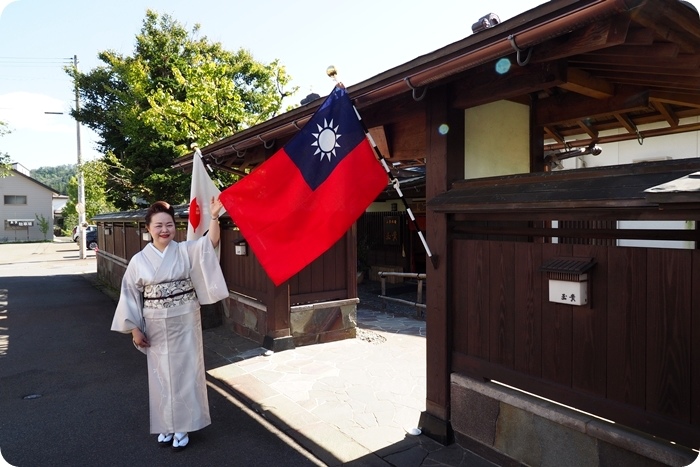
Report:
173,0,700,177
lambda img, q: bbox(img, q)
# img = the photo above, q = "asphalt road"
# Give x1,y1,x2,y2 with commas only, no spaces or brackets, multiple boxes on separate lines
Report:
0,241,323,467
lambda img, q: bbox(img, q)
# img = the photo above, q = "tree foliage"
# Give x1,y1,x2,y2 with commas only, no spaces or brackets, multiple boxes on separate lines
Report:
62,159,117,234
0,121,11,177
31,164,76,195
69,10,295,210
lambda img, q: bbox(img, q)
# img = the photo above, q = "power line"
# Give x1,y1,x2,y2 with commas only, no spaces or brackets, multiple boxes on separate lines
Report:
0,56,73,61
0,57,75,83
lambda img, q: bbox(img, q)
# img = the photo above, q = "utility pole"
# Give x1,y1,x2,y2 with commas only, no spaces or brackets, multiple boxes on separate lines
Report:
74,54,86,260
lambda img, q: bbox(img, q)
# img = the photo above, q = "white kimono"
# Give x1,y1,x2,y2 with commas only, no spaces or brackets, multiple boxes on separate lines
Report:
111,236,229,434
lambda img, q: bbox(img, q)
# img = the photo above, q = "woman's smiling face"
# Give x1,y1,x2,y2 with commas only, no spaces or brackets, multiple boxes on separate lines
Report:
147,212,176,251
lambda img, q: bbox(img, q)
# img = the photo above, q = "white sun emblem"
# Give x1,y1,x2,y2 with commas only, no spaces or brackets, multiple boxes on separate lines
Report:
311,118,341,161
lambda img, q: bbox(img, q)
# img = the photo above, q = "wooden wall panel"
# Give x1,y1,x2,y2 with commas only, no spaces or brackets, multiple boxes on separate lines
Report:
571,245,607,396
607,247,647,408
467,240,489,359
388,117,426,162
646,249,692,423
452,240,470,356
514,242,542,377
489,241,516,367
115,224,126,259
104,222,114,254
541,243,573,387
448,233,698,444
124,225,141,260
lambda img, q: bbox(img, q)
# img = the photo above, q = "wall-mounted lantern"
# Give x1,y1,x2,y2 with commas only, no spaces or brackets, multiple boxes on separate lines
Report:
540,257,596,306
142,231,151,242
235,240,247,256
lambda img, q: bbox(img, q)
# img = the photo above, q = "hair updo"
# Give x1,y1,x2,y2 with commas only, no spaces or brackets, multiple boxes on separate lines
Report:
145,201,175,225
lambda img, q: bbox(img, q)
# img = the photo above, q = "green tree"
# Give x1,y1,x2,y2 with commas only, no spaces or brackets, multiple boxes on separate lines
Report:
0,121,12,177
35,213,50,240
68,10,295,210
31,164,76,195
62,159,117,234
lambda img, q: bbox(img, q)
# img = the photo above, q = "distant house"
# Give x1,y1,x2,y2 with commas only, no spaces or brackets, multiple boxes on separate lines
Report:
52,194,69,235
0,163,57,242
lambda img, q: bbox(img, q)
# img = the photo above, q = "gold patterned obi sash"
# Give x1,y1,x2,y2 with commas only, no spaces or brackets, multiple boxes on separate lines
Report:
143,278,196,309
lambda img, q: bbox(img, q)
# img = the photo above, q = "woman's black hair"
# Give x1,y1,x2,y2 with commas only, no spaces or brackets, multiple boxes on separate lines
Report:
145,201,175,225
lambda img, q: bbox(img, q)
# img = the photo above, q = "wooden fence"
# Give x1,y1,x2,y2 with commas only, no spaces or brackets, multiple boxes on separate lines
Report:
449,230,699,448
95,215,355,308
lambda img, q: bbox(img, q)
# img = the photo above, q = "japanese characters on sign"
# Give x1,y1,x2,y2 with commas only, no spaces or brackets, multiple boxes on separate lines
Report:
7,219,34,227
383,216,400,245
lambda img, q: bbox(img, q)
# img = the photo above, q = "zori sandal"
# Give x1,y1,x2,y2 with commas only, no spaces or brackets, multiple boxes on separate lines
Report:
157,433,173,446
172,432,189,451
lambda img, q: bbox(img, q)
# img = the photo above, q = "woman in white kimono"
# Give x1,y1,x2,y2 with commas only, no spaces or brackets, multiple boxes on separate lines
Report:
111,198,229,451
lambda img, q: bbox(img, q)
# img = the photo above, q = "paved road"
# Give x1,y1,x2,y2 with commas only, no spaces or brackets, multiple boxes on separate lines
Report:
0,241,323,467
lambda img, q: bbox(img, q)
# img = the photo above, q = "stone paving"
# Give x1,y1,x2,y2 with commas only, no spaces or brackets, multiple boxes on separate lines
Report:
203,282,503,466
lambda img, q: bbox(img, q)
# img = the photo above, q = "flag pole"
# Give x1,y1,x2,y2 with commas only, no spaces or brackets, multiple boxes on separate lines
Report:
191,143,223,188
327,67,439,269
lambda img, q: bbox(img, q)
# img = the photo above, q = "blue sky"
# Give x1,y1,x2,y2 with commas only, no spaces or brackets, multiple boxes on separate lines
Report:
1,0,694,170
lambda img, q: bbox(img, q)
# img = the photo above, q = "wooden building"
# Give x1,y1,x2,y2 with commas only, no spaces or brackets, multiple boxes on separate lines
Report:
170,0,700,464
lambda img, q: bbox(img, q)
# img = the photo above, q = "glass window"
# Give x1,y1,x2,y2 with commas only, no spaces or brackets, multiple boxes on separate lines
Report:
4,195,27,205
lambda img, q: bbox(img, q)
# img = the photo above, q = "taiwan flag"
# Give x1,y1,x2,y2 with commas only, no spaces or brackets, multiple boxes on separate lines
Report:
219,86,388,285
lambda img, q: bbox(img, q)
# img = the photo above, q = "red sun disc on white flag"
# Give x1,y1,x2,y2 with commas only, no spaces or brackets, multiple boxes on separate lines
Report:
189,197,201,231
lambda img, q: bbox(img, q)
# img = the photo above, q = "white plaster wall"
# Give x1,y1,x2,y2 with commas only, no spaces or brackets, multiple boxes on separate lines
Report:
557,116,700,170
0,172,54,242
464,101,530,179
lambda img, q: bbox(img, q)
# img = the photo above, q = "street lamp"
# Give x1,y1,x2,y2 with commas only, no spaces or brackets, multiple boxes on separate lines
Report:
46,54,86,259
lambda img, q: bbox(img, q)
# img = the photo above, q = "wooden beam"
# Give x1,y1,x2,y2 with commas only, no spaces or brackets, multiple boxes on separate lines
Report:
586,43,681,59
631,6,700,53
544,126,566,145
634,0,700,42
623,26,655,46
570,53,700,69
531,16,631,63
531,93,545,173
651,101,679,128
535,90,649,127
614,113,638,135
592,71,700,91
358,92,424,126
577,119,598,139
569,62,700,79
650,91,700,109
207,162,248,178
451,61,566,109
545,121,700,150
558,68,614,99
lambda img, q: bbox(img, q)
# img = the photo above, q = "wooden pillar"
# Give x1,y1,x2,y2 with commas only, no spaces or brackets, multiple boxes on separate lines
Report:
346,225,358,299
530,92,545,173
419,86,464,444
263,281,294,352
255,139,294,352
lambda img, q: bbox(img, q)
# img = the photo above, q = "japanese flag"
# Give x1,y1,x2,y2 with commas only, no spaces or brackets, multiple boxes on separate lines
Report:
187,147,224,241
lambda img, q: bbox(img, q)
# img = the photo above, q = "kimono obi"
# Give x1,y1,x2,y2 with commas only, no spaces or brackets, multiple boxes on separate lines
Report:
143,278,196,310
